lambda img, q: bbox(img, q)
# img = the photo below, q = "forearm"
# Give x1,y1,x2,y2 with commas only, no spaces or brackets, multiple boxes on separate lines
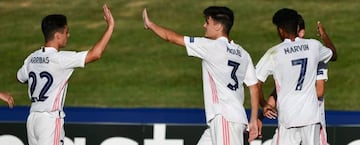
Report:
147,21,185,46
318,22,337,61
85,26,114,64
249,84,260,122
267,95,276,107
257,81,267,108
320,32,337,61
316,80,325,98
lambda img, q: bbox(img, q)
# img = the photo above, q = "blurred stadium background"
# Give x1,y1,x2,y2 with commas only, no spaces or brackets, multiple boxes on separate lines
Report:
1,0,359,109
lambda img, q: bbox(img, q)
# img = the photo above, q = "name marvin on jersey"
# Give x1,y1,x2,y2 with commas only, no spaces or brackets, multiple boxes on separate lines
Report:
284,44,309,54
227,47,241,57
30,57,49,64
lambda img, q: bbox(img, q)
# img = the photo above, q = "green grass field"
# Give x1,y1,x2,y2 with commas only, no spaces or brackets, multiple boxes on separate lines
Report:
1,0,359,110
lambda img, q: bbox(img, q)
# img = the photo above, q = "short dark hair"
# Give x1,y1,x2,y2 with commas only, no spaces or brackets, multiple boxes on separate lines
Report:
298,14,305,30
41,14,67,42
203,6,234,35
272,8,299,35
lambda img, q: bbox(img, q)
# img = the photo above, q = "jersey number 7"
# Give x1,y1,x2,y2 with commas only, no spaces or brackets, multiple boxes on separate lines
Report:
291,58,308,91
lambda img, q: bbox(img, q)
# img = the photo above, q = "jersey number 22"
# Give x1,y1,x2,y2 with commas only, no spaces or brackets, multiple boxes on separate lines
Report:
29,71,53,102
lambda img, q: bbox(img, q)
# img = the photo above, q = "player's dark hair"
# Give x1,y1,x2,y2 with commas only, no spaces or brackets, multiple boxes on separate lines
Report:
203,6,234,35
298,14,305,30
41,14,67,42
272,8,299,35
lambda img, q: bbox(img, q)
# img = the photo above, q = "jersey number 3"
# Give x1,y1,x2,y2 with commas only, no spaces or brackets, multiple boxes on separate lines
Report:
227,60,240,91
29,71,53,102
291,58,308,91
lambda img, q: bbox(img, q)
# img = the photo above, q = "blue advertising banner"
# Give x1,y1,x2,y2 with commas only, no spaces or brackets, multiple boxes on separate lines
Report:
1,106,360,145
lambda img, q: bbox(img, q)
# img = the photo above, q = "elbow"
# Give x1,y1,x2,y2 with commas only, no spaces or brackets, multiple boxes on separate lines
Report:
90,55,102,63
318,95,324,101
92,54,102,61
330,55,337,61
163,35,172,43
329,49,337,61
16,75,27,84
85,53,102,64
317,92,324,98
17,78,27,84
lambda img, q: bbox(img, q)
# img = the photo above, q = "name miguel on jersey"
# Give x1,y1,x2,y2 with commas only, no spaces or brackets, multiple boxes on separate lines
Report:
30,57,49,64
283,44,309,54
226,47,242,57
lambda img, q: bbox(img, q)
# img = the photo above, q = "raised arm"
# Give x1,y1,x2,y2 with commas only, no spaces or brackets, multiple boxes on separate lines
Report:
0,92,14,108
85,4,115,64
317,21,337,61
142,8,185,47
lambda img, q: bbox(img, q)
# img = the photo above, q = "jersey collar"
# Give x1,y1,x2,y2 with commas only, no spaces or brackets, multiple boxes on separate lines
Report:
217,36,233,44
283,37,301,42
42,47,58,52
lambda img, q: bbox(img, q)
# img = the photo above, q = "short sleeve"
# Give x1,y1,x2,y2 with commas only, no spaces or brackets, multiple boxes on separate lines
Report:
316,62,328,81
256,50,274,82
59,51,88,69
319,44,333,64
184,36,209,59
244,54,258,86
17,59,29,83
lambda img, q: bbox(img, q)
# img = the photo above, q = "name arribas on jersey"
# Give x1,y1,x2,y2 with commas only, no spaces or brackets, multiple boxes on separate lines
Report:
30,56,49,64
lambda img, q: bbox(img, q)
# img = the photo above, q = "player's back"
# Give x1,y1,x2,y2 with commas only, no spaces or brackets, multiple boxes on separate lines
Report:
186,36,257,124
271,38,327,127
204,37,253,101
17,47,87,113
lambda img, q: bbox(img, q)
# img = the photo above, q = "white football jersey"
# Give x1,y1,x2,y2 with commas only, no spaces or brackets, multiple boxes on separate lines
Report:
17,47,87,113
184,36,258,124
256,37,332,128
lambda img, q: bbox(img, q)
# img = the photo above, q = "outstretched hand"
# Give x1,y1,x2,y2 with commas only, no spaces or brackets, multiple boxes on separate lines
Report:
317,21,329,38
317,21,337,61
0,92,14,108
142,8,151,29
103,4,115,28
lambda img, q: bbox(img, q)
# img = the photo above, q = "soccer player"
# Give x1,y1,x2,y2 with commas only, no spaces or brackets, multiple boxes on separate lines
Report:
16,4,114,145
143,6,260,145
256,8,333,145
261,17,337,145
258,18,337,145
260,63,331,145
0,92,14,108
260,63,333,145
